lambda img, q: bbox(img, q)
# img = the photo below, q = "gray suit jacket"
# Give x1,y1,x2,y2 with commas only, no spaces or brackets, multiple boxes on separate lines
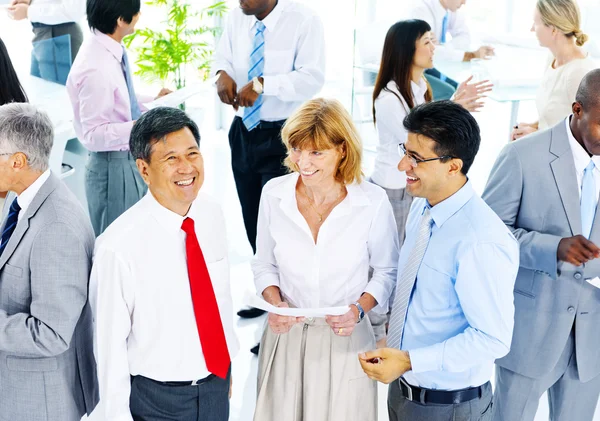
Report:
483,120,600,382
0,174,99,421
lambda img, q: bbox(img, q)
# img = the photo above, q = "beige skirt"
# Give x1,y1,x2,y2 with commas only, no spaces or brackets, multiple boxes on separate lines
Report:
254,316,377,421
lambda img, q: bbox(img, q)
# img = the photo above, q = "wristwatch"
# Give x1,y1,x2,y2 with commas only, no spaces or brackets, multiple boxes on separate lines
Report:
252,76,263,95
353,301,365,324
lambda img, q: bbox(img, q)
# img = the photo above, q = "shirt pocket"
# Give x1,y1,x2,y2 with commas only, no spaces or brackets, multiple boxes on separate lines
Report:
417,263,454,311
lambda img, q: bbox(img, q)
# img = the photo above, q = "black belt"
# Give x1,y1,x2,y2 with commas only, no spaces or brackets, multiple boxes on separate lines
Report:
137,374,215,387
399,377,487,405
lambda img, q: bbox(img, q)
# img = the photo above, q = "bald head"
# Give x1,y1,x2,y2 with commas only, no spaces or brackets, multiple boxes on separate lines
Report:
575,69,600,110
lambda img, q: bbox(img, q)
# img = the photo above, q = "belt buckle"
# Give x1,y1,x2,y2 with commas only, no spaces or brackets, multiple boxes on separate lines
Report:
399,377,413,401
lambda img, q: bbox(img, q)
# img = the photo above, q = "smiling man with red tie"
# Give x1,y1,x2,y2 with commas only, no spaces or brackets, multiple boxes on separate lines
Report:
90,107,239,421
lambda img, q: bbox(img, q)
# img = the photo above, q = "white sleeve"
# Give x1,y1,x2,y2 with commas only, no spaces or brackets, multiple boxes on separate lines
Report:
28,0,86,25
252,192,281,295
447,10,471,51
262,13,326,101
90,247,135,421
212,12,235,77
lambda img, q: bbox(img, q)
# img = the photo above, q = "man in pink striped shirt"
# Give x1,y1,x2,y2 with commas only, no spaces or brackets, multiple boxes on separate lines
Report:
67,0,169,236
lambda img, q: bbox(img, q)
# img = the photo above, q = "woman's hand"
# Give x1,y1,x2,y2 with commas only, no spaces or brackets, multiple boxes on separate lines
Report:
267,302,305,335
453,76,493,112
511,123,538,141
325,307,359,337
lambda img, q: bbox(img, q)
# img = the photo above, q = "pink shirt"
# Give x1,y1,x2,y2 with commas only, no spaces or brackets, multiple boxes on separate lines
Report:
66,32,152,152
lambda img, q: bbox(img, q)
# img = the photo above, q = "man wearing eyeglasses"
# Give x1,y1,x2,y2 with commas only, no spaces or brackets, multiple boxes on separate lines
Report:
359,100,519,421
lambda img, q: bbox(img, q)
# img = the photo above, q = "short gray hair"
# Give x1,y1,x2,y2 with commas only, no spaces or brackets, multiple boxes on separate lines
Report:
0,103,53,171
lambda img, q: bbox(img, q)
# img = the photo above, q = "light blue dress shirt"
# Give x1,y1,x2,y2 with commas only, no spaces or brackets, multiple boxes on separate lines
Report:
399,181,519,391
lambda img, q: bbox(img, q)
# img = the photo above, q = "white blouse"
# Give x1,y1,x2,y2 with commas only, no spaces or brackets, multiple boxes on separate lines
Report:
536,55,597,130
252,173,399,313
371,79,428,190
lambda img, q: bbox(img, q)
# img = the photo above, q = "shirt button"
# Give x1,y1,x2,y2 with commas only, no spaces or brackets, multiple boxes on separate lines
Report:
568,306,576,314
574,273,583,280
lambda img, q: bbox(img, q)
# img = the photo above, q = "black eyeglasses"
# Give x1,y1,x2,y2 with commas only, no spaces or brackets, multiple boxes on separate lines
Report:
398,143,454,167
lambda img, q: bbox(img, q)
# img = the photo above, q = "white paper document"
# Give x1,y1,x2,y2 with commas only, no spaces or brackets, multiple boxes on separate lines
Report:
143,75,219,109
244,291,349,318
586,277,600,289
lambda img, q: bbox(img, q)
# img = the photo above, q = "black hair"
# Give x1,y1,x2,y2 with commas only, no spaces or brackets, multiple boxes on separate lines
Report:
86,0,141,35
403,100,480,174
0,38,28,105
575,68,600,110
130,107,200,162
373,20,433,123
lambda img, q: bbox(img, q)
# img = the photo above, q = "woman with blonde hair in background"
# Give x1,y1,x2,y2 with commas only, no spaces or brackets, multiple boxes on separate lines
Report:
512,0,596,140
252,98,399,421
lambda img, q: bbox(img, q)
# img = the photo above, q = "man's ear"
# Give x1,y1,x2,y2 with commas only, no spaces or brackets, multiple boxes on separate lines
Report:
136,158,150,185
12,152,28,171
448,158,463,177
572,101,583,117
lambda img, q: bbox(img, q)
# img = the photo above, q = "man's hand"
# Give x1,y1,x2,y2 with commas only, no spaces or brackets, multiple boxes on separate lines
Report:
7,3,29,20
237,80,260,108
558,235,600,266
267,302,305,334
325,306,359,337
358,348,412,384
216,71,238,110
155,88,172,100
511,123,538,141
10,0,30,5
470,45,495,60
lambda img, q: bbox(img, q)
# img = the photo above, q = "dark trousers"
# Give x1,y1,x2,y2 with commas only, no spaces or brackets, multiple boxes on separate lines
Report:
130,369,231,421
228,116,288,253
31,22,83,84
388,379,493,421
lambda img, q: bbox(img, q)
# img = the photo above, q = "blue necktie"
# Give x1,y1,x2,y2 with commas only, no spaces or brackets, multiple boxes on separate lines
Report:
0,198,21,258
121,46,142,121
581,160,597,239
440,11,449,44
243,21,265,131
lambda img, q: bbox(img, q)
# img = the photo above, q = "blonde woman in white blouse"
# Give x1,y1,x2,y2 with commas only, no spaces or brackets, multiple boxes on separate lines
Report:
513,0,597,140
252,98,399,421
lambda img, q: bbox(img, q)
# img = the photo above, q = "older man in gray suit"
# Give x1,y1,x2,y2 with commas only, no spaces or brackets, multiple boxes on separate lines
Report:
0,103,98,421
483,69,600,421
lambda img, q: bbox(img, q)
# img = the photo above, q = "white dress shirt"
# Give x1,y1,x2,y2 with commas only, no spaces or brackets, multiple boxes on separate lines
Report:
28,0,86,26
212,0,326,121
536,55,597,130
252,173,399,313
410,0,470,62
371,79,428,190
566,116,600,201
90,192,239,421
16,169,51,221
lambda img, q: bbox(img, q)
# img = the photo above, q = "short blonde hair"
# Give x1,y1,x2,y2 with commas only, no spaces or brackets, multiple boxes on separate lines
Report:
537,0,588,46
281,98,363,185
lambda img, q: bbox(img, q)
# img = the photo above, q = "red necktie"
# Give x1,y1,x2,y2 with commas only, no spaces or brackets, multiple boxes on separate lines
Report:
181,217,231,379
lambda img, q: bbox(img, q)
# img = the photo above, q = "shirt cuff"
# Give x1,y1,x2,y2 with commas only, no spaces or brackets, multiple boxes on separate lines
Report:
262,75,281,96
362,282,389,314
255,275,280,296
212,65,234,78
408,343,445,374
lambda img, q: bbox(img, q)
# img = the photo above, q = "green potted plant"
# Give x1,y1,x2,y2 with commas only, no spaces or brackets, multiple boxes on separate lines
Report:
124,0,228,111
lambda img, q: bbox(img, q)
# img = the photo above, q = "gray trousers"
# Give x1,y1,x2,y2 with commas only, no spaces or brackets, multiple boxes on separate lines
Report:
32,22,83,64
130,370,230,421
85,151,147,236
492,330,600,421
388,380,493,421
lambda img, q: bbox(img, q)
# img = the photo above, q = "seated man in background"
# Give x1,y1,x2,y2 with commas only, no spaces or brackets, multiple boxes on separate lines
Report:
360,101,519,421
409,0,494,99
67,0,170,236
91,107,238,421
0,102,98,421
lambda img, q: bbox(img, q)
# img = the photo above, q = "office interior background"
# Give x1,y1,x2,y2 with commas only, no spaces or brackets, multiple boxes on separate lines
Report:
1,0,600,419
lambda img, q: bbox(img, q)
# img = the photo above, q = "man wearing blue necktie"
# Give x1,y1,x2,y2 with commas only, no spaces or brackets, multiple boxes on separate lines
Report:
359,101,519,421
409,0,494,100
213,0,326,349
483,69,600,421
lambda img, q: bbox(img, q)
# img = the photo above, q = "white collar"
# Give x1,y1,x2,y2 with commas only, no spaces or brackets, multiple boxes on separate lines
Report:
16,170,51,216
565,116,600,175
254,0,289,33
